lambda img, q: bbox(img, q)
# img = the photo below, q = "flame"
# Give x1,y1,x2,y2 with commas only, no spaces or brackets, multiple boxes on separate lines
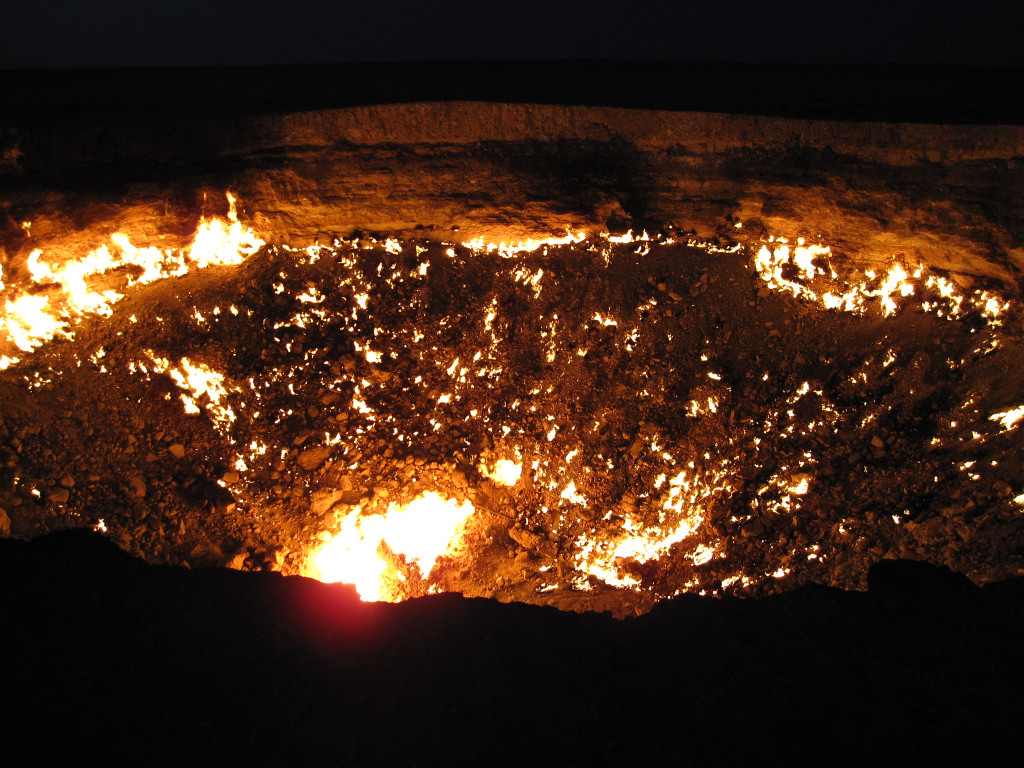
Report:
560,481,588,505
0,192,263,367
189,192,265,268
990,406,1024,432
576,515,698,588
752,238,1005,325
6,220,1020,605
2,294,65,351
144,352,237,427
607,230,650,243
308,492,475,601
485,459,522,486
463,230,586,257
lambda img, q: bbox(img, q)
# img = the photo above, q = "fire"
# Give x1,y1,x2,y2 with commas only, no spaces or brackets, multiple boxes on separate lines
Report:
0,192,263,367
576,515,699,589
189,192,265,268
463,230,586,257
5,217,1021,609
752,237,1006,325
144,352,237,427
308,492,475,601
990,406,1024,432
485,459,522,486
3,294,65,352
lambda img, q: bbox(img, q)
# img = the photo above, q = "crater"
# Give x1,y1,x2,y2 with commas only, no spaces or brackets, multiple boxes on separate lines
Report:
2,75,1023,617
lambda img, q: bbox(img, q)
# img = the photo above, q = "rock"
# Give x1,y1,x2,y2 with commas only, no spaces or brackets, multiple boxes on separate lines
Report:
221,471,240,485
48,487,70,505
537,540,559,559
340,490,363,505
168,444,186,459
297,445,332,471
212,487,236,514
741,519,766,537
310,489,344,515
508,525,545,551
58,475,75,488
913,517,946,545
0,506,9,536
227,552,247,570
127,475,146,498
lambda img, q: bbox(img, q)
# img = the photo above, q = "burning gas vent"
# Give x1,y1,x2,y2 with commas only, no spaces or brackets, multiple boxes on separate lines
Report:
1,193,1022,616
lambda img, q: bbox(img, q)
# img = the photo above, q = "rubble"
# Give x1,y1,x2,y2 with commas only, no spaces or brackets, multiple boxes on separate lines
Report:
1,229,1022,614
0,76,1020,615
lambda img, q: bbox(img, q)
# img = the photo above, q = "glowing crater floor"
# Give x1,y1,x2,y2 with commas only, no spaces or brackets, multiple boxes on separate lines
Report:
1,233,1023,616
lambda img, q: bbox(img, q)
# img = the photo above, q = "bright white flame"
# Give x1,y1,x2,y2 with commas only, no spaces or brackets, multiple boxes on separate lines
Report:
753,241,925,318
2,294,64,351
486,459,522,486
463,231,586,257
189,192,265,268
990,406,1024,432
1,192,263,358
560,481,588,505
308,492,475,601
145,352,236,427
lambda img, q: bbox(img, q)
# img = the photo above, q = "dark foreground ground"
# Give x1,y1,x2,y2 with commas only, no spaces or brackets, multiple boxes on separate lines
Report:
4,60,1024,125
2,529,1023,765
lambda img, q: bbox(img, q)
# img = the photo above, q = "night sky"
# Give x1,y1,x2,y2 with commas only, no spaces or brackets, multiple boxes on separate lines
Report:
2,0,1021,69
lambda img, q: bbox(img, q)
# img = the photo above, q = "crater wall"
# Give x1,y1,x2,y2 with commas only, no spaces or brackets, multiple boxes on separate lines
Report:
3,102,1023,289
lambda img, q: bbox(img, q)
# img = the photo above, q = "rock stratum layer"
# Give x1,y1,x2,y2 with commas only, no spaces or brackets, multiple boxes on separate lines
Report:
3,101,1024,288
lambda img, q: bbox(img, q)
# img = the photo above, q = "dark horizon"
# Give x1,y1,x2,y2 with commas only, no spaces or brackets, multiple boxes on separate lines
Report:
2,0,1022,70
4,60,1024,126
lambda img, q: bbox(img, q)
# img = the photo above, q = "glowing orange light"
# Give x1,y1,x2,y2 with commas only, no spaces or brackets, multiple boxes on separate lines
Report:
308,492,475,601
486,459,522,486
0,192,263,367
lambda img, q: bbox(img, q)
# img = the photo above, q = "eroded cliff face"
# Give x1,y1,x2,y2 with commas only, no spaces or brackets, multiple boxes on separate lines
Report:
3,102,1023,287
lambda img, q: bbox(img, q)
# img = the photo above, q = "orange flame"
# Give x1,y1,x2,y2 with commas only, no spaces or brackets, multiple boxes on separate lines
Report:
0,192,264,367
308,492,475,601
